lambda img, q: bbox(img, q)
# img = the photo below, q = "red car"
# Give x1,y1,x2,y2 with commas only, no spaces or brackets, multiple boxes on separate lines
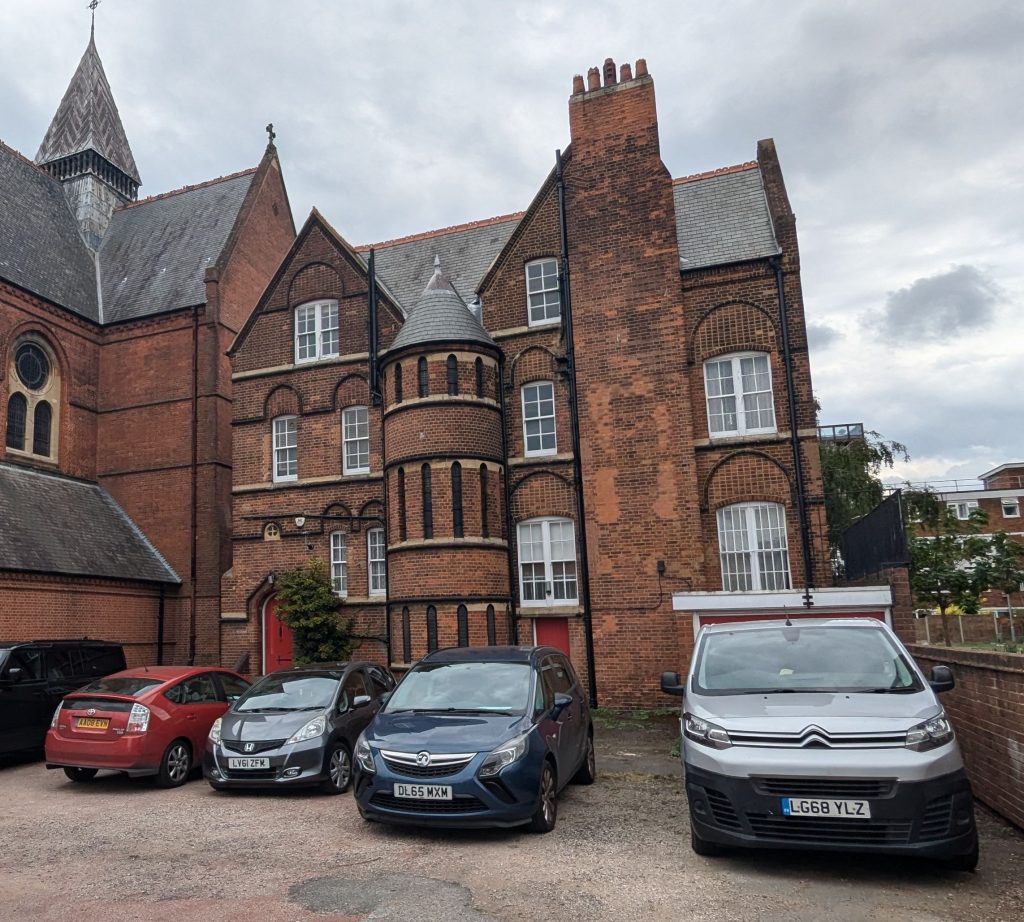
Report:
45,665,250,787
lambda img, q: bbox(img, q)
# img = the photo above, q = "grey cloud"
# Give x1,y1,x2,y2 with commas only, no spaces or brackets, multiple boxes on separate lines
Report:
806,321,841,350
873,265,1003,340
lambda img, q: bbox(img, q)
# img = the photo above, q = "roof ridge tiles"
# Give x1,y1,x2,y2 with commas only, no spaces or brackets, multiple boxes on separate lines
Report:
120,166,258,210
672,161,758,185
355,210,525,252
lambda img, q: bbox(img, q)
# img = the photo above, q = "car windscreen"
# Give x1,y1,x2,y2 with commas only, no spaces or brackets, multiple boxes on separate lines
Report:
693,625,923,695
76,676,166,697
385,661,532,715
234,674,339,712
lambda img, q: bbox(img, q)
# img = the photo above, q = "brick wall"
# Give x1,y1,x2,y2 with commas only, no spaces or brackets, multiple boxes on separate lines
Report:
910,644,1024,831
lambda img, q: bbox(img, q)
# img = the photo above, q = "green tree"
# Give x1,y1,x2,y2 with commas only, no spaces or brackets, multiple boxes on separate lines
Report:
274,558,356,664
974,531,1024,643
819,430,909,551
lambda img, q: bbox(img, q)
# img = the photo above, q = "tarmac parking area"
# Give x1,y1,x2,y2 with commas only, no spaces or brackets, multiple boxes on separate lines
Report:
1,715,1022,922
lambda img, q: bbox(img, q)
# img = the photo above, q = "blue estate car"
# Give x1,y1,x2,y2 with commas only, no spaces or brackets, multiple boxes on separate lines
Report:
353,646,595,832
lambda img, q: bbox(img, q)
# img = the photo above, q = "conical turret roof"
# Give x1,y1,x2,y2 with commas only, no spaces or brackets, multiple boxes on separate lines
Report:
35,32,140,183
389,256,495,352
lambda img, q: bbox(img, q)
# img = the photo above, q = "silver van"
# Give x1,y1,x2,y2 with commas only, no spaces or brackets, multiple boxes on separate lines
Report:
660,618,978,870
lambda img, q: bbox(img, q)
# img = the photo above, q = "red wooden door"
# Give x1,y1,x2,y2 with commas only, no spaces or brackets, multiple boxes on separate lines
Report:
534,617,570,654
264,597,293,671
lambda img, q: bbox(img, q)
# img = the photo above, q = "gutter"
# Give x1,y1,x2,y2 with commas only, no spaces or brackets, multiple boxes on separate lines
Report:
497,352,519,644
189,302,199,663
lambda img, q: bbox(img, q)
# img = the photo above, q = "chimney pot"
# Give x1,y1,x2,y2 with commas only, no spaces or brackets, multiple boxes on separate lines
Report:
620,62,632,82
635,58,648,77
587,67,600,91
572,74,585,95
603,58,617,85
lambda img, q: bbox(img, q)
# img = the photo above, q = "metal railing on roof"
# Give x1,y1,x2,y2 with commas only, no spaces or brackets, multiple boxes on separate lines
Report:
817,423,864,442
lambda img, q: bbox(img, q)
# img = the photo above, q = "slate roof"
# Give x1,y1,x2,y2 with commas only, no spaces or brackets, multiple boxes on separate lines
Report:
0,463,180,584
389,259,496,352
35,34,140,183
99,170,255,323
0,143,100,318
673,164,780,269
361,214,521,313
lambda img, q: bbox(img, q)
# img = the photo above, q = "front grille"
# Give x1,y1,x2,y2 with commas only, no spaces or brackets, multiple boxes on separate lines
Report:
222,739,286,755
754,777,896,798
371,793,486,814
704,788,742,830
730,729,907,749
918,796,953,841
382,757,473,778
746,813,912,844
221,768,278,780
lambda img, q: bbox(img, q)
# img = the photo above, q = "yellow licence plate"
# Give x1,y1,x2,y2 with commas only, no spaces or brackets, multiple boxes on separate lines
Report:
76,717,110,729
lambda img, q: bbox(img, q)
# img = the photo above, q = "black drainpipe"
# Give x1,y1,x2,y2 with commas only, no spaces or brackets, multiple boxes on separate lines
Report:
189,303,200,663
497,351,519,643
556,149,598,707
770,255,814,595
156,584,165,666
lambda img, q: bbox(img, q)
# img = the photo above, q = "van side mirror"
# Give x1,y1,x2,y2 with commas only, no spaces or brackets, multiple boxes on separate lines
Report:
352,694,371,709
929,665,955,694
4,666,24,683
660,671,685,697
551,692,573,718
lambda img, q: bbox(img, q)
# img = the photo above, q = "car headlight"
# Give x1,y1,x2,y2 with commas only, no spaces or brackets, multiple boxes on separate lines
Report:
208,717,222,744
354,732,375,774
906,713,954,751
478,733,529,778
683,714,732,749
286,714,327,745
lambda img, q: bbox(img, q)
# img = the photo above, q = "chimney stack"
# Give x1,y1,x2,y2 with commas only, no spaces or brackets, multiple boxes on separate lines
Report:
587,67,601,91
619,62,632,82
603,58,617,86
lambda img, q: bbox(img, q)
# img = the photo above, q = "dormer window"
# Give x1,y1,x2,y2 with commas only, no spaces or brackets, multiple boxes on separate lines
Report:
526,258,560,327
294,300,339,363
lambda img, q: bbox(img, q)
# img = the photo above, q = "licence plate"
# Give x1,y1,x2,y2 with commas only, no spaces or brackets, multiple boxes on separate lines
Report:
76,717,109,729
227,757,270,770
393,783,453,800
782,797,871,819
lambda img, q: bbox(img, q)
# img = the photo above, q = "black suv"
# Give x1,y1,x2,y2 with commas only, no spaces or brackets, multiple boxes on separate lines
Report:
0,640,126,757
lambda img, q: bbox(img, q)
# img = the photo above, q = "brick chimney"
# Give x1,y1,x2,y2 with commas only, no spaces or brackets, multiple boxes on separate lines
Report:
568,57,660,161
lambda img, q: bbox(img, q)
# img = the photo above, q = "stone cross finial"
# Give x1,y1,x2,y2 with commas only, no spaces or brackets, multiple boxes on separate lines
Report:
266,123,276,145
88,0,100,36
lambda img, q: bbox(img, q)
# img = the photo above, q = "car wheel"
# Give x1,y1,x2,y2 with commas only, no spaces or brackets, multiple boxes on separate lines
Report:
528,761,558,833
946,837,979,872
155,739,192,788
572,732,596,785
63,767,98,783
691,826,725,857
321,742,353,795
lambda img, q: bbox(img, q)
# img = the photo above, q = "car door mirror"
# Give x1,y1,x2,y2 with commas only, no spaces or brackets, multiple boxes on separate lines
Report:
3,666,25,684
929,665,955,694
660,671,685,697
352,694,371,709
551,692,573,718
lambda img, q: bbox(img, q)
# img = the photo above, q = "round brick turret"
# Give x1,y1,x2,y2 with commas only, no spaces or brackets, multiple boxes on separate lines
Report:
380,259,512,663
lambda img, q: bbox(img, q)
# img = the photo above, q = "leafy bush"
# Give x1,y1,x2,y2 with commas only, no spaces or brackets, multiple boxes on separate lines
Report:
274,559,356,665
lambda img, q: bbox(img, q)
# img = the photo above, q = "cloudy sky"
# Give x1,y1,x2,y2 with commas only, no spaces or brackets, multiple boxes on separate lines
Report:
2,0,1021,484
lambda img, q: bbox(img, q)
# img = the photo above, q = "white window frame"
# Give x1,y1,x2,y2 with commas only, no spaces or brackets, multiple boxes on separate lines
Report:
948,500,979,521
342,406,370,475
703,352,777,438
330,531,348,597
521,381,557,457
368,528,386,596
294,300,340,364
517,517,578,608
525,258,560,327
1002,499,1021,519
716,502,792,592
272,415,298,483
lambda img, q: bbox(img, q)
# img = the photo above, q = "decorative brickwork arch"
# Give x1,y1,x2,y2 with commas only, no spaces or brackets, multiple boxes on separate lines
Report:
287,261,344,307
331,372,370,411
688,300,778,366
358,499,385,523
263,384,303,420
701,449,794,512
510,469,576,523
506,343,562,391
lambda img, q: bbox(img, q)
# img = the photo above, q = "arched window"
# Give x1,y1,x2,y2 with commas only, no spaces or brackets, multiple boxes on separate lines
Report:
5,393,26,450
475,357,484,398
330,531,348,596
394,363,403,403
32,402,52,456
263,522,281,541
479,465,489,538
716,502,791,591
457,605,469,647
517,517,578,607
446,354,459,396
418,357,429,397
402,607,411,663
421,464,433,539
426,605,438,652
397,468,407,541
451,462,463,538
486,604,496,646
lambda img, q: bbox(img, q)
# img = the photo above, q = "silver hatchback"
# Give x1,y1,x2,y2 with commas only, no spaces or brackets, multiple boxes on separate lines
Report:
661,618,978,870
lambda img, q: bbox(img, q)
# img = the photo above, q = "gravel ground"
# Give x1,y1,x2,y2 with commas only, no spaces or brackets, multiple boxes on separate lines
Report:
0,715,1022,922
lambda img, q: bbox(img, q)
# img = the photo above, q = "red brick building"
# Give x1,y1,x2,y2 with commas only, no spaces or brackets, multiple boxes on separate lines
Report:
0,32,295,664
225,57,877,705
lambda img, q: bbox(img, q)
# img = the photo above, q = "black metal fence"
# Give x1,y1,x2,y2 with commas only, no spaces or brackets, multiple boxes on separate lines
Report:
836,489,909,581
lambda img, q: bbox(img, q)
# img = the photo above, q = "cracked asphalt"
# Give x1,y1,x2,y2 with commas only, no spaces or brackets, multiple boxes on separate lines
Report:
0,714,1022,921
